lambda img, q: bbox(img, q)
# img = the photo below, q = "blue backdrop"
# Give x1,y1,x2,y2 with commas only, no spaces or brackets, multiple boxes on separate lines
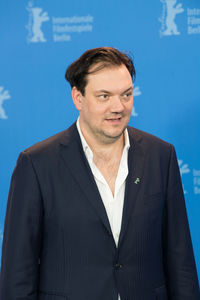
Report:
0,0,200,279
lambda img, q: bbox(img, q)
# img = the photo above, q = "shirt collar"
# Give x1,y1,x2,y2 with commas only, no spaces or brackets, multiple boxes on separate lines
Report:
76,117,130,159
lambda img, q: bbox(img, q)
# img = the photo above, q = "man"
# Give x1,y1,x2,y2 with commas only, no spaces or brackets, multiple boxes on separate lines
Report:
0,47,199,300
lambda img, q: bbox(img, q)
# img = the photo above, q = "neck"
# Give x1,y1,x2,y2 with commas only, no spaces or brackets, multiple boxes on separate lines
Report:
79,123,125,161
92,136,124,161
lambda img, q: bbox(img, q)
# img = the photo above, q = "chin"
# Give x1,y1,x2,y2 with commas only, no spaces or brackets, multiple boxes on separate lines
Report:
104,129,125,140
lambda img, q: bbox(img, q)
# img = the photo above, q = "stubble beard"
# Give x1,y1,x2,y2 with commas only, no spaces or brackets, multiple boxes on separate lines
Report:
91,121,128,145
80,113,131,145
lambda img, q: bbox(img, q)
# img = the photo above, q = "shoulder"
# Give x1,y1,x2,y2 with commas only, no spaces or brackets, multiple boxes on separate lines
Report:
127,126,174,158
16,123,79,169
22,123,78,157
127,127,180,177
127,126,170,146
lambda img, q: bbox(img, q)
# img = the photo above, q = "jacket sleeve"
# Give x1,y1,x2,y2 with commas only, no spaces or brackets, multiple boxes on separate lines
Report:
0,151,43,300
163,145,200,300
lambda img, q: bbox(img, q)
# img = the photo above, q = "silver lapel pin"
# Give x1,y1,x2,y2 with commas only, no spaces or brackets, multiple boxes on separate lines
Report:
134,177,140,184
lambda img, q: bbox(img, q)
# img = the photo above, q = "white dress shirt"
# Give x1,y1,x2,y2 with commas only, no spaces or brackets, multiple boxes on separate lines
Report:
76,119,130,300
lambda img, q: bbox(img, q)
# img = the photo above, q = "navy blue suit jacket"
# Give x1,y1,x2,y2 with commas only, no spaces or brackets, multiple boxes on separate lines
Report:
0,124,199,300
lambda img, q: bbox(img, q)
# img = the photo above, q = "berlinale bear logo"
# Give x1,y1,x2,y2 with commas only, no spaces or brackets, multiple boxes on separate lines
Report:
0,228,3,251
26,1,50,43
132,86,141,117
178,159,190,194
159,0,184,37
0,87,11,120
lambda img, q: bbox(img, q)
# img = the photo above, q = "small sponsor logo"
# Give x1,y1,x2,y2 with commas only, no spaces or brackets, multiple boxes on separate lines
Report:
0,86,11,120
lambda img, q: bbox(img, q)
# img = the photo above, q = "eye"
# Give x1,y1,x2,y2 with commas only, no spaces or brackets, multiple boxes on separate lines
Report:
125,92,133,97
121,92,133,101
98,94,109,101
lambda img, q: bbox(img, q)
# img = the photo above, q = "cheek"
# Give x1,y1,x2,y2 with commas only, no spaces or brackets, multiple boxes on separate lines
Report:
89,104,108,117
125,102,133,113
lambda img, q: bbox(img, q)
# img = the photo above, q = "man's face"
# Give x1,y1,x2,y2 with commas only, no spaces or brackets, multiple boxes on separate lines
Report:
73,64,133,145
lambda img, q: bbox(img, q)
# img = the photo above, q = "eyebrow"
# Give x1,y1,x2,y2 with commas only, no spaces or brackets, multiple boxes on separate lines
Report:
121,87,133,94
95,86,133,95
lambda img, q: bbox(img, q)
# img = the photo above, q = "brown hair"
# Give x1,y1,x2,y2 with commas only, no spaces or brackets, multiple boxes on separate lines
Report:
65,47,136,95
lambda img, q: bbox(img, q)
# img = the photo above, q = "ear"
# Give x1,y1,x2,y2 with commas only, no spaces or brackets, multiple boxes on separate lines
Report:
72,87,83,111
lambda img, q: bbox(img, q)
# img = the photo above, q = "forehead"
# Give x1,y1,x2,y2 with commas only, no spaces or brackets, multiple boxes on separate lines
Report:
86,64,133,93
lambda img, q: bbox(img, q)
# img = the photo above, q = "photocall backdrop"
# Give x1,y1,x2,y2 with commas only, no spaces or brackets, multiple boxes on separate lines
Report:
0,0,200,279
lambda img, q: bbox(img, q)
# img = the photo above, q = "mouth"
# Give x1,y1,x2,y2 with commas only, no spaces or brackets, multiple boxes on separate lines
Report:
105,116,122,124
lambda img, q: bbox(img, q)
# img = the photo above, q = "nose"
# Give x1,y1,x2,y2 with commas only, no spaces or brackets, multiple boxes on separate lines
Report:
109,95,124,113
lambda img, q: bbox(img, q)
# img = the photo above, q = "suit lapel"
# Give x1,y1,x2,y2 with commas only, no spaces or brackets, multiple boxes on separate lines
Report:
59,124,146,248
59,124,112,236
118,127,146,248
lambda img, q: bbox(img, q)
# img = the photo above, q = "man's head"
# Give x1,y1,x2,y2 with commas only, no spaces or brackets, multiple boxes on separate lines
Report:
65,47,135,96
65,47,135,145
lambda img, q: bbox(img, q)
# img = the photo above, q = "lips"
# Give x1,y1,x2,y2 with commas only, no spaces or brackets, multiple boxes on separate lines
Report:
105,117,122,124
105,116,122,121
